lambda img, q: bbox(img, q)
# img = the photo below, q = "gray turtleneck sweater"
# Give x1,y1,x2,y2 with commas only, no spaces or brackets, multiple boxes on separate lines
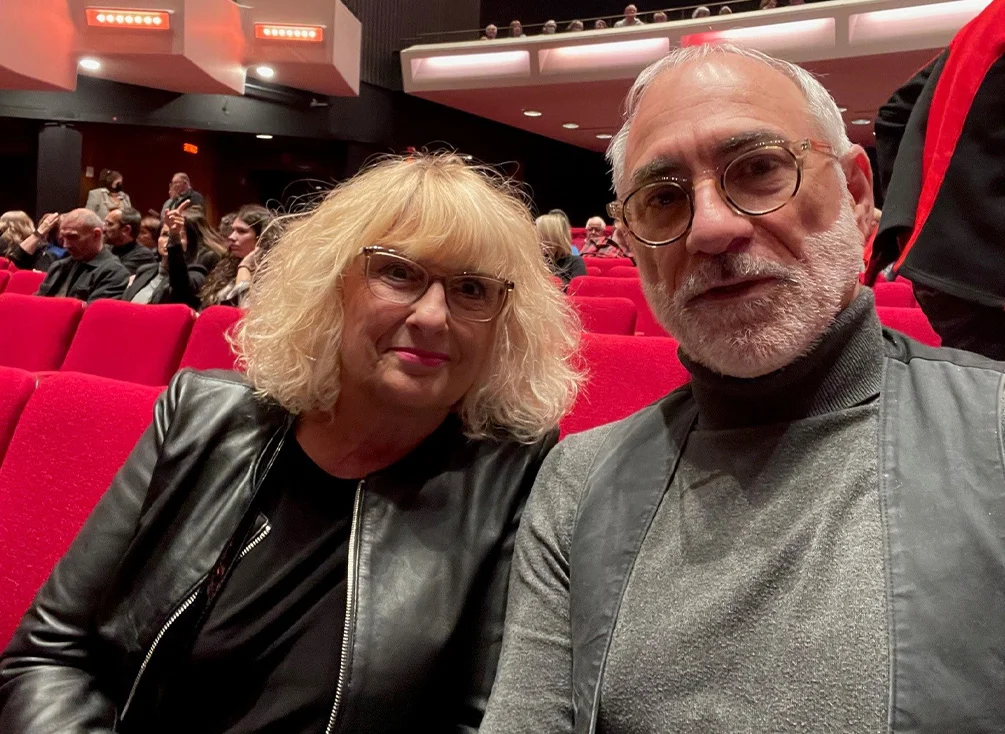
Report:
482,292,890,734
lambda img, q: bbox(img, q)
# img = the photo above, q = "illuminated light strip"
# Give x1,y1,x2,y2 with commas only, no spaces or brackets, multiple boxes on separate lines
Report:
681,18,834,53
539,38,670,74
849,0,992,46
85,8,170,29
254,23,324,42
411,50,531,81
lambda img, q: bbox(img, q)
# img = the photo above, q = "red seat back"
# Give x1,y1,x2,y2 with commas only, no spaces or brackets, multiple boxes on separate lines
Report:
569,296,638,335
873,281,917,308
5,270,46,296
179,305,244,371
0,294,84,371
0,271,9,292
607,266,639,278
586,266,602,276
582,257,635,274
0,257,10,270
566,276,669,337
562,333,689,436
61,301,195,386
877,306,941,347
0,372,161,646
0,367,35,467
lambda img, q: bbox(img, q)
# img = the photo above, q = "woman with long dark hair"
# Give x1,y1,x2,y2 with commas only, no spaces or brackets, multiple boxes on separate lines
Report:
200,204,277,308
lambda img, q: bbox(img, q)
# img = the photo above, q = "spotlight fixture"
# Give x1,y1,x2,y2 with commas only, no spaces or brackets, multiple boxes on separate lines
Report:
86,8,170,29
522,110,543,117
596,133,613,140
256,134,274,140
79,58,102,71
850,118,872,125
255,65,276,79
255,23,324,42
562,122,580,129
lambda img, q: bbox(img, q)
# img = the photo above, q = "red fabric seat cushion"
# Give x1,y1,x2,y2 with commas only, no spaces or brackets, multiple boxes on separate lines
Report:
561,333,690,437
0,366,35,466
0,271,10,292
607,266,639,278
877,306,941,347
566,276,669,337
569,296,638,335
873,281,918,308
0,294,85,371
581,257,635,274
179,305,244,372
5,270,46,296
0,372,161,645
61,301,194,386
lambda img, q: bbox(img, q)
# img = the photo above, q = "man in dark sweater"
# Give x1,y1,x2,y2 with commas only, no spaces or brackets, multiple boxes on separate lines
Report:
103,206,158,275
482,44,1005,734
37,208,130,303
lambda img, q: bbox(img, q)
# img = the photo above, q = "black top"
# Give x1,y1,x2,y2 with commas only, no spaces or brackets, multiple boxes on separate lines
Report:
111,241,158,275
157,438,358,734
551,254,587,286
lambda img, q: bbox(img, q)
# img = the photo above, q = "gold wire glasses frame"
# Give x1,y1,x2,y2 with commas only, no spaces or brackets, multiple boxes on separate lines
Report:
361,246,515,323
607,138,838,247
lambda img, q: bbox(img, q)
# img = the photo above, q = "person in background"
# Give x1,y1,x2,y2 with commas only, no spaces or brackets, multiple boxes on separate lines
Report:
136,216,162,250
36,208,129,302
123,202,210,308
719,5,733,13
201,204,277,309
509,19,524,37
548,208,578,255
760,0,778,8
160,172,206,218
692,6,712,18
85,169,131,221
594,18,609,28
0,154,580,734
5,213,66,272
653,10,668,22
103,207,158,275
614,4,645,26
542,19,557,34
580,215,633,260
481,23,498,40
567,19,585,31
537,213,587,286
0,210,34,258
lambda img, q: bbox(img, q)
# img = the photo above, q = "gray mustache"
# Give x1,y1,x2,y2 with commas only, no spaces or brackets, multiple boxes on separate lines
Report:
676,254,797,302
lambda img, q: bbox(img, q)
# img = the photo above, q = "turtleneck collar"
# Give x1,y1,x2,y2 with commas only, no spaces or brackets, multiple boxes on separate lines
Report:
111,240,137,257
682,289,884,430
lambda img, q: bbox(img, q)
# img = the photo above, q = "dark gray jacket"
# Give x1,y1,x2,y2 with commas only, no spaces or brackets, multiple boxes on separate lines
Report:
36,248,130,303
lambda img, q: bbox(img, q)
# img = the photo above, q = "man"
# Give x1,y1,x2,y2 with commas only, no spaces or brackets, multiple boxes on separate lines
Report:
481,23,497,40
692,5,712,17
482,44,1005,734
614,4,645,26
509,19,524,37
37,208,129,303
652,10,668,22
542,19,557,34
580,216,632,260
103,207,158,275
160,172,205,218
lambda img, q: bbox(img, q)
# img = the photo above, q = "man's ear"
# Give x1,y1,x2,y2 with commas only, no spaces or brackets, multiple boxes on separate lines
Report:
841,144,876,238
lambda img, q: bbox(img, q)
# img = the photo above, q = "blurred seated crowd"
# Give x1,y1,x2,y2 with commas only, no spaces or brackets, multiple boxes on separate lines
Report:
0,169,278,310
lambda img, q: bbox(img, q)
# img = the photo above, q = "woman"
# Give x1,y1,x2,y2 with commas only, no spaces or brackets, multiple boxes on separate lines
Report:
537,212,586,286
0,210,34,258
85,168,132,220
3,212,65,271
122,203,212,308
0,154,580,733
200,204,277,308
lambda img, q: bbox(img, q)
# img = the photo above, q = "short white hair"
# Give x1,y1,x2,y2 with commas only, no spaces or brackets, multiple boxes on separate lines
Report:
586,216,607,229
606,43,852,195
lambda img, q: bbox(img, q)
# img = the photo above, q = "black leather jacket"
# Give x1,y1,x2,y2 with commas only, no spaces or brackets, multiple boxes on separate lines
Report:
0,370,556,733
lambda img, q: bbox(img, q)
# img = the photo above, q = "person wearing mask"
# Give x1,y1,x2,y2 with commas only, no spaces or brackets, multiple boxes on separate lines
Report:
5,213,66,272
103,207,159,275
537,213,587,286
0,153,580,734
0,210,34,258
201,204,277,308
85,169,132,221
160,172,206,218
36,208,129,302
122,202,211,308
136,216,162,251
614,4,645,26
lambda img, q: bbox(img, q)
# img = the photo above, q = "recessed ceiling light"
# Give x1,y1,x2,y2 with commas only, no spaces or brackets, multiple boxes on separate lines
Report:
79,58,102,71
255,65,276,79
851,118,871,125
596,133,613,140
256,134,274,140
838,106,848,113
562,122,579,129
522,110,542,117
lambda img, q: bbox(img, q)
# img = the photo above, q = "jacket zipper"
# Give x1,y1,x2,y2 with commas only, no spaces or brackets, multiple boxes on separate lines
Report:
119,521,272,722
325,480,365,734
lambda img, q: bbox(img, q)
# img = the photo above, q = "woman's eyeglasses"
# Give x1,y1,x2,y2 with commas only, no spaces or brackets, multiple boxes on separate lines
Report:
361,246,514,323
607,138,838,247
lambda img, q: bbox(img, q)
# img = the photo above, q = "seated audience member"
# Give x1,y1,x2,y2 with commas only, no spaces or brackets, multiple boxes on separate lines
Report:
201,204,277,308
0,154,579,733
594,18,609,28
537,213,587,286
85,168,131,220
542,19,557,34
481,23,498,39
4,212,65,271
36,208,129,302
160,171,206,218
692,5,712,17
136,215,162,250
103,206,159,274
719,5,733,13
567,19,585,31
760,0,778,8
653,10,668,22
548,208,578,255
0,210,34,256
122,202,211,308
580,215,632,260
482,44,1005,734
509,19,524,37
614,3,645,26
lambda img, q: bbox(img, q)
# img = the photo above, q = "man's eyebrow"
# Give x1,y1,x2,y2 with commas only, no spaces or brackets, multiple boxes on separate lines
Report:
714,129,787,157
630,157,687,188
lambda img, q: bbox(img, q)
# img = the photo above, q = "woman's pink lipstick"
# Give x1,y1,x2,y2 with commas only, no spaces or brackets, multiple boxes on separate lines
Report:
391,348,449,367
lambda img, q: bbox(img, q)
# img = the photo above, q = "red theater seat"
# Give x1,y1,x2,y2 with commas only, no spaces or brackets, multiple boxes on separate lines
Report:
0,271,9,293
0,257,10,270
61,301,195,386
179,305,244,372
567,276,669,337
877,307,941,347
0,294,84,371
582,257,635,274
0,367,35,466
0,372,161,646
5,270,45,296
873,281,917,308
607,266,639,278
561,333,689,436
569,296,638,335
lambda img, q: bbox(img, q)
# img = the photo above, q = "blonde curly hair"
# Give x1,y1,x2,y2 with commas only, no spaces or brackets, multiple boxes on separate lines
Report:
233,153,581,443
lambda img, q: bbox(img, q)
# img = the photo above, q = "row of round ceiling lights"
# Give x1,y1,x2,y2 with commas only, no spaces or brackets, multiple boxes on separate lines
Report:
94,12,163,25
523,110,612,139
261,27,318,39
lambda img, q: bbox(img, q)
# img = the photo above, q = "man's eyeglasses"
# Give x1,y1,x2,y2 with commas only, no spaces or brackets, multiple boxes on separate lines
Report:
607,138,838,247
361,246,514,323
